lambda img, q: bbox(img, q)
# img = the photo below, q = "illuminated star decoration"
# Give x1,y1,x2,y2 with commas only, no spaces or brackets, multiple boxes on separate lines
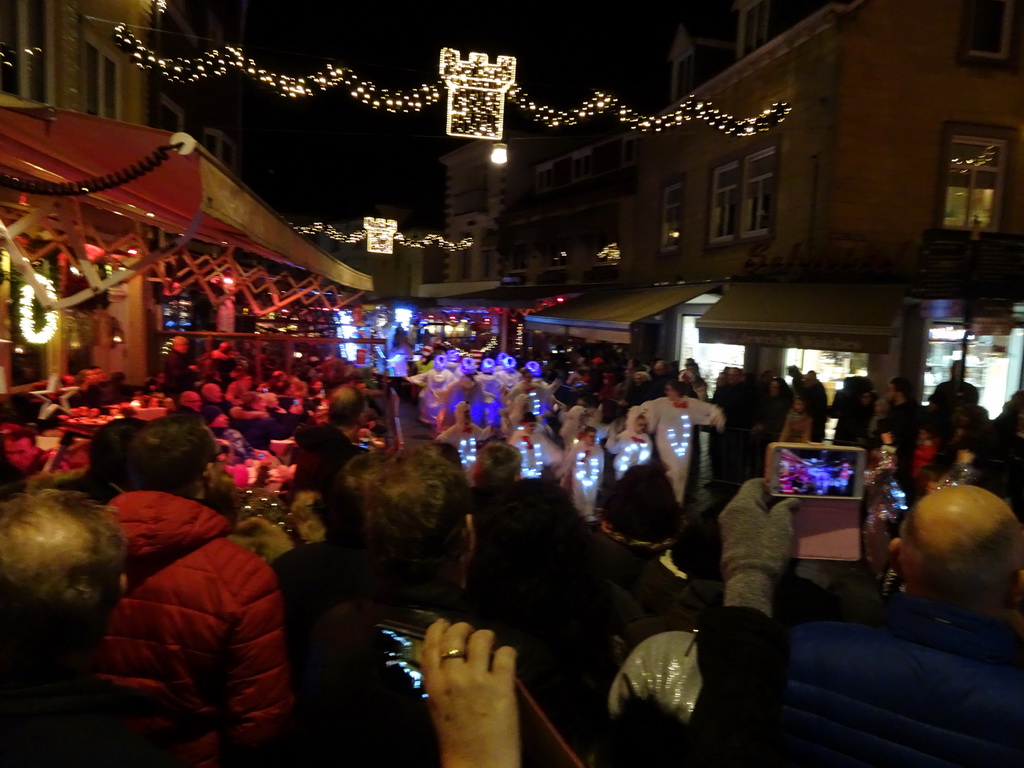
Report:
363,217,398,254
29,374,80,420
439,48,517,140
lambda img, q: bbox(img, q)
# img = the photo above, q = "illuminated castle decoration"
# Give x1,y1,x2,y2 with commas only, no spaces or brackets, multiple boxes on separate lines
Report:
439,48,517,140
364,217,398,254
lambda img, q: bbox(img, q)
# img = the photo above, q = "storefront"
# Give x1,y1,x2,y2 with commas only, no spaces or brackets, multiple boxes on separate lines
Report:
696,283,905,398
922,323,1024,415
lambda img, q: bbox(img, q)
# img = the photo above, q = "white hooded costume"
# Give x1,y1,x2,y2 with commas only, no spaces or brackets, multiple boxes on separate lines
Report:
605,406,654,479
564,434,604,521
407,358,456,427
642,395,725,502
506,423,562,480
436,402,493,475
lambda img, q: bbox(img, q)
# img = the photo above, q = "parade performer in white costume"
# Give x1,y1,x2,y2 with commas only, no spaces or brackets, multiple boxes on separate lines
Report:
436,401,492,475
506,412,562,480
438,357,493,430
605,406,654,479
406,354,456,429
493,353,521,395
563,425,604,522
504,361,562,421
559,394,607,450
642,379,725,502
477,357,506,430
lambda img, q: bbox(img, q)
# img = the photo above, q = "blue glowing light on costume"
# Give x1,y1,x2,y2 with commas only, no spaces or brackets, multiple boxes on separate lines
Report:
525,361,542,377
480,357,496,374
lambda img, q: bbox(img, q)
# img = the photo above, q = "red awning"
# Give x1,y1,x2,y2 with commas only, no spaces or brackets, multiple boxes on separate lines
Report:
0,106,371,291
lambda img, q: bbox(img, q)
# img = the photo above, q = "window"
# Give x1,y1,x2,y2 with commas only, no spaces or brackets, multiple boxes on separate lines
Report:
662,183,683,248
710,163,740,241
482,249,495,278
572,151,592,180
202,128,238,170
551,248,568,268
510,245,528,271
672,53,694,101
710,148,777,243
622,137,637,165
0,0,47,102
536,163,553,192
737,0,771,56
742,148,775,236
965,0,1016,59
460,251,472,280
158,95,185,133
84,41,118,118
942,136,1006,229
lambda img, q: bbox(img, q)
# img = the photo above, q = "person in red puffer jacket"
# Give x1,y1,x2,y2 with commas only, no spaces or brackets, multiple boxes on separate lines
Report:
95,415,293,768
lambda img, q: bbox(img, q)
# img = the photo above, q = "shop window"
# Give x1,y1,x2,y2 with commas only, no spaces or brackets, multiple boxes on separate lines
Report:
742,148,776,237
710,162,740,242
0,0,48,102
84,41,119,119
964,0,1016,60
460,251,471,280
737,0,771,57
662,182,683,248
942,136,1006,230
510,245,528,271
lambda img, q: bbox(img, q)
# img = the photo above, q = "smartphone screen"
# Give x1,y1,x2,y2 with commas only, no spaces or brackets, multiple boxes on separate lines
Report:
768,444,865,499
375,624,426,699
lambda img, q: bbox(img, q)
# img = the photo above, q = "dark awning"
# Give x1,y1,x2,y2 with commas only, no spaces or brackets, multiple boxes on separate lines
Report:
524,284,718,344
696,283,905,353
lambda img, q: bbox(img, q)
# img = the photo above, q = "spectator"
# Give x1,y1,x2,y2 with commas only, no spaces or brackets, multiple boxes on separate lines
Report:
878,376,919,494
784,485,1024,766
3,424,46,478
0,490,183,767
163,336,195,395
199,382,229,414
778,396,813,444
592,463,682,593
177,390,203,416
469,440,521,505
211,342,236,383
62,417,146,504
291,385,367,505
800,370,829,443
303,449,562,766
94,415,293,768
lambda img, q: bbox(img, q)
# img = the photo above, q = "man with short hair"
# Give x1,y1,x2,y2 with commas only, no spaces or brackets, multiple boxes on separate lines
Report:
177,390,203,415
0,490,183,767
784,485,1024,766
95,415,292,767
471,441,521,497
291,386,367,505
4,425,46,478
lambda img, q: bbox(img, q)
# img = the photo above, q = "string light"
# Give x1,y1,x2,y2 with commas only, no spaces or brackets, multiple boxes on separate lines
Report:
20,276,59,345
295,221,472,251
364,217,398,254
439,48,517,140
666,421,692,458
614,439,651,478
112,24,442,107
109,26,790,137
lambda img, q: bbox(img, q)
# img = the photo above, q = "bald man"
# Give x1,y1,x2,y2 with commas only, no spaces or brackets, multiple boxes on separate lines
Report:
784,486,1024,767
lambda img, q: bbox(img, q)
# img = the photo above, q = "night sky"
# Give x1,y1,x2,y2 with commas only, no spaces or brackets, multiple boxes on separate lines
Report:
241,3,684,226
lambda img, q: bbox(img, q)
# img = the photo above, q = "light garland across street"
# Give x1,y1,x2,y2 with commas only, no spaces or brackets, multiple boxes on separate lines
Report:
294,221,473,252
111,25,792,139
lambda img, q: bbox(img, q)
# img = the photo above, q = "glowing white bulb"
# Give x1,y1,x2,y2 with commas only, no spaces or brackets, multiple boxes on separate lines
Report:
490,142,508,164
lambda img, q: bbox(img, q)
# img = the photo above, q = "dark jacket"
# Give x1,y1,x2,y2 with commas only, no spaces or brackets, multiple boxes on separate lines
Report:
95,492,293,768
271,541,374,683
291,424,364,504
300,580,565,767
784,593,1024,767
0,669,183,767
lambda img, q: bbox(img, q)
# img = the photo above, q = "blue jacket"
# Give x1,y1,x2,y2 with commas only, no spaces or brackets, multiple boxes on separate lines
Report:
784,593,1024,767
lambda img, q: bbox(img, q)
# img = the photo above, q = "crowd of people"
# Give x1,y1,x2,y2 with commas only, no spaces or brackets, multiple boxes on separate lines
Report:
0,340,1022,767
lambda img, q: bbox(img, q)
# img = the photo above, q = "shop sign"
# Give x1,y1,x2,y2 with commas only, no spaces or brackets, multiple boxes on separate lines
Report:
700,327,890,354
742,237,905,281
